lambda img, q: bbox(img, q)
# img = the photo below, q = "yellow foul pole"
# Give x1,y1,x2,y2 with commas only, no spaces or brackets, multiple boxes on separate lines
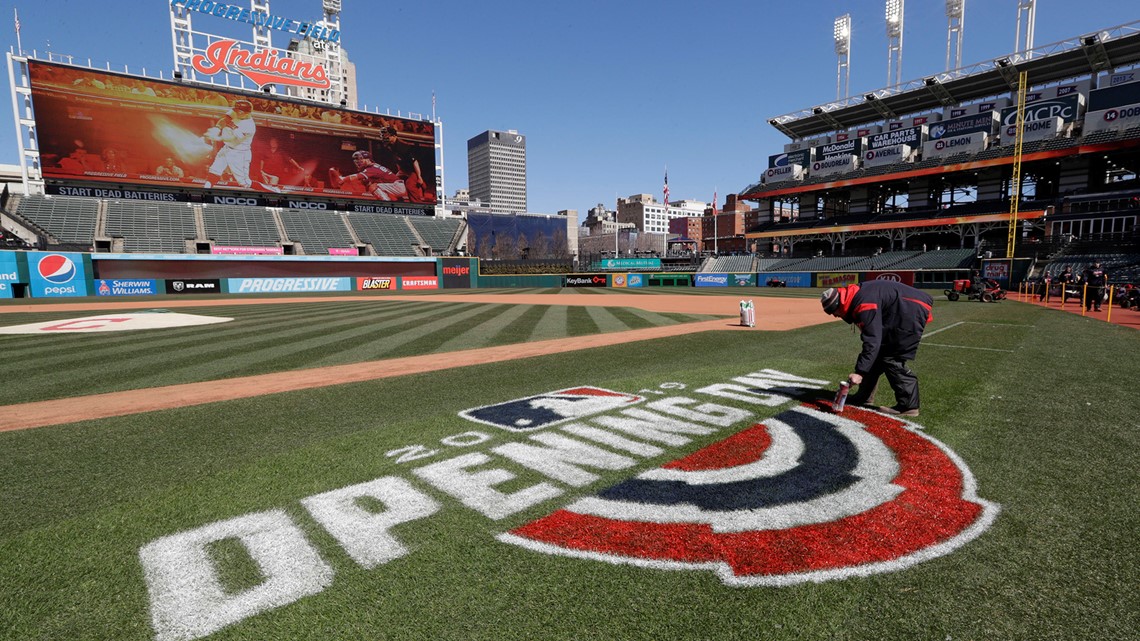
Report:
1007,71,1028,259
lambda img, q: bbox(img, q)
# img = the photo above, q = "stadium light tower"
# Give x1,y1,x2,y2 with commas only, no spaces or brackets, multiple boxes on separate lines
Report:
1015,0,1036,59
886,0,905,87
834,14,852,100
945,0,965,71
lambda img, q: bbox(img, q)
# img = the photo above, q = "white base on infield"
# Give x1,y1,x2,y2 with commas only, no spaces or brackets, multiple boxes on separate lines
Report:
0,313,233,334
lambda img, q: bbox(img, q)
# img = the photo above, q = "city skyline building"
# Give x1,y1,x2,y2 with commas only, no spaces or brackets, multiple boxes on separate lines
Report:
467,129,527,213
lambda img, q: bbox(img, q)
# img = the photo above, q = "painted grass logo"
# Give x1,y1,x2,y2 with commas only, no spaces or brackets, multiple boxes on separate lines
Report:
501,404,999,586
138,369,998,641
459,387,645,431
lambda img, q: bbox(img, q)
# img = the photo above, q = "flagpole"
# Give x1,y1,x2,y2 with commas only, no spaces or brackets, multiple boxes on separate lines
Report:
14,9,22,56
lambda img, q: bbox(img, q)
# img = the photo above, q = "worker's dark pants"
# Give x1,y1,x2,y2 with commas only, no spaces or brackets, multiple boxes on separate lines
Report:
847,356,920,411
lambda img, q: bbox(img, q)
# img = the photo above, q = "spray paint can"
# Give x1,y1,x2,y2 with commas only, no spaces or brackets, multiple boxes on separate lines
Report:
833,381,850,413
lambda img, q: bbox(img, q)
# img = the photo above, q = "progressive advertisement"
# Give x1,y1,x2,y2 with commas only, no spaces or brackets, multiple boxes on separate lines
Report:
28,61,437,207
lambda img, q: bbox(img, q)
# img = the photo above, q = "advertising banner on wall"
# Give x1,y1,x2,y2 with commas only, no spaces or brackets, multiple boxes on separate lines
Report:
27,252,90,298
867,126,924,150
923,131,987,160
95,279,159,296
165,279,221,294
763,164,804,184
861,271,915,286
596,258,661,270
562,275,608,288
0,251,19,299
28,61,437,207
814,138,863,160
999,94,1082,145
1001,116,1064,145
982,259,1012,285
757,272,812,287
46,184,191,202
767,149,812,168
357,277,396,290
1084,103,1140,134
226,277,352,293
815,272,859,288
440,258,474,289
863,144,912,168
927,111,999,141
400,276,439,290
694,274,730,287
810,155,857,177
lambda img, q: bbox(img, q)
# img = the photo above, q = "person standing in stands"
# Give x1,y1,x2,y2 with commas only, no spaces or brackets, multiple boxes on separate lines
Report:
820,280,934,417
1057,266,1075,303
1081,261,1108,312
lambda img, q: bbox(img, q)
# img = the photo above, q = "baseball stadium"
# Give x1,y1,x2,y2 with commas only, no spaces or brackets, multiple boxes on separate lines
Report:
1,3,1138,641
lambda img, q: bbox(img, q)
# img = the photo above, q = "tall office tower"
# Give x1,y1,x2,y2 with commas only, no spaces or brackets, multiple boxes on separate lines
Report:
467,130,527,213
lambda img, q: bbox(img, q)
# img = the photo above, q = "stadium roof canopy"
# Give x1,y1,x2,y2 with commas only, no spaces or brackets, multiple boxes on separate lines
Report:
768,20,1140,140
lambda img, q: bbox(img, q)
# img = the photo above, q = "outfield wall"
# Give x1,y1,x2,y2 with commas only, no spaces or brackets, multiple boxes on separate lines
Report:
0,250,995,299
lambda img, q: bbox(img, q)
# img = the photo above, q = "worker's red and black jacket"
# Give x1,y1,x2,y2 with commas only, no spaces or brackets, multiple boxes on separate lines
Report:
835,280,935,374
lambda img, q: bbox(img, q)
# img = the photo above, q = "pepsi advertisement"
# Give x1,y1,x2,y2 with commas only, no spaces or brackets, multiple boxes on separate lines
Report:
28,61,437,206
28,252,90,298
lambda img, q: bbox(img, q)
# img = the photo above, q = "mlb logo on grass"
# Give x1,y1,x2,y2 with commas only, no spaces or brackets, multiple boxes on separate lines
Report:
460,387,644,432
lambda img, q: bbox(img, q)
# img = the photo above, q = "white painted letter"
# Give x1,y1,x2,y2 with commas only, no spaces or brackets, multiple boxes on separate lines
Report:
413,452,562,520
301,477,440,569
139,510,333,641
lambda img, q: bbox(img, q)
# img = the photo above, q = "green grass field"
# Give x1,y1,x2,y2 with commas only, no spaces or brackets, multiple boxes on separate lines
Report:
1,290,1137,641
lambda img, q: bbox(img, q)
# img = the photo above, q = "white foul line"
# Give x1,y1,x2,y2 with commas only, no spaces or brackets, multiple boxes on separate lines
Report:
922,321,965,338
922,343,1014,353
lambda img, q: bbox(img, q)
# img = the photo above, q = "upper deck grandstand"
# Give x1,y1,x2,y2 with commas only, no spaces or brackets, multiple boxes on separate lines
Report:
741,20,1140,263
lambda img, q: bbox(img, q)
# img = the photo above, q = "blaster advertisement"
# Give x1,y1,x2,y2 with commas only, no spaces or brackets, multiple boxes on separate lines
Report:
28,61,436,207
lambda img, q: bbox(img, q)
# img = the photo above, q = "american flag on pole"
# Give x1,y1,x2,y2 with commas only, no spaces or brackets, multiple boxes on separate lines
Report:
713,189,718,216
663,168,669,206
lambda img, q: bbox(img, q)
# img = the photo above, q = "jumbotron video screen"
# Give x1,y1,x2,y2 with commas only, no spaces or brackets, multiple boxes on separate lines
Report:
28,61,437,206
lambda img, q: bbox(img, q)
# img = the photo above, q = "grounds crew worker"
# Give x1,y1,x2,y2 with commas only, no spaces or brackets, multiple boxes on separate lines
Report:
821,280,934,417
1081,261,1108,312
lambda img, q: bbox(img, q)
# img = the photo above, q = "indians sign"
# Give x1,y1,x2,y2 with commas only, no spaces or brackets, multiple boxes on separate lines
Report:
191,40,331,89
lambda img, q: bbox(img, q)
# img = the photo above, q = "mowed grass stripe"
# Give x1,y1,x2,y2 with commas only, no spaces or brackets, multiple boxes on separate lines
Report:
0,302,422,383
374,304,524,359
527,305,568,342
0,302,453,403
433,304,536,353
582,305,632,333
0,301,393,362
161,303,481,382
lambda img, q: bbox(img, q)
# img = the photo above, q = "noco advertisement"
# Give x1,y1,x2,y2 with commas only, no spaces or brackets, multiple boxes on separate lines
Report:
28,61,436,209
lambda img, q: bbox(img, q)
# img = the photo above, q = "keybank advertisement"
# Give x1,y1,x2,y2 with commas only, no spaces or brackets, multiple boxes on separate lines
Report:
0,251,18,298
28,252,90,298
226,277,352,293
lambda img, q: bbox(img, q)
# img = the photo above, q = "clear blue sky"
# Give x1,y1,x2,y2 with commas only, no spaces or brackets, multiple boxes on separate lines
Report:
2,1,1137,220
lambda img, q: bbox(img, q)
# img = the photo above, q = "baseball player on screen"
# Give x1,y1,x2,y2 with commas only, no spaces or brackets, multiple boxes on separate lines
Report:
328,150,408,201
202,99,256,189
